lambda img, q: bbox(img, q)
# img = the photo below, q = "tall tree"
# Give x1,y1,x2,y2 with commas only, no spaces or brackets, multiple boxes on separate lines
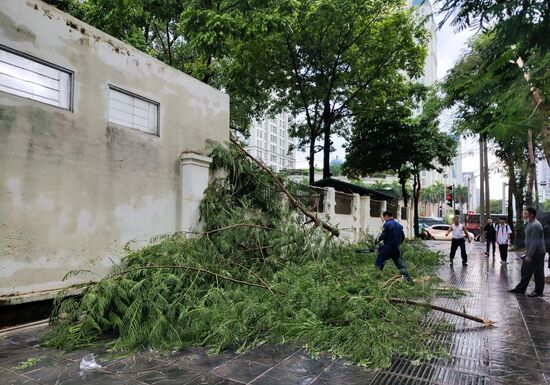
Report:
454,185,468,213
442,31,545,227
343,87,457,237
437,0,550,162
265,0,427,184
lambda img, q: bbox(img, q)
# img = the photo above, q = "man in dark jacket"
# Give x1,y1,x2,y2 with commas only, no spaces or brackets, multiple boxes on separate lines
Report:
375,211,413,284
483,218,496,257
508,207,546,297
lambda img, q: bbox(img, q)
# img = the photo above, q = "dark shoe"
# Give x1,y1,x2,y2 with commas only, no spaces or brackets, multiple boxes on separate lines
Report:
527,292,543,297
462,263,468,266
508,289,523,294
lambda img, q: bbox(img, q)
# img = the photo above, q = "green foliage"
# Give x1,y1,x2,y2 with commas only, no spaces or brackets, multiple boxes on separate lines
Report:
13,356,45,371
44,142,448,367
490,200,504,214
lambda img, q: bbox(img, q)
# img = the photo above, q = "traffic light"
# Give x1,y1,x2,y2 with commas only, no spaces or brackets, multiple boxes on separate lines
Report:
446,185,453,207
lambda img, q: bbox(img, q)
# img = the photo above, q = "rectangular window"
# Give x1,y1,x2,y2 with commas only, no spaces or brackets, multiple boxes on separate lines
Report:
0,46,72,110
271,145,277,153
271,135,277,143
271,125,277,133
108,86,159,135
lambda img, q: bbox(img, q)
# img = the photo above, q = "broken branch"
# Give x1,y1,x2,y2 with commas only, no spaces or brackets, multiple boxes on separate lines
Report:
230,138,340,237
365,296,495,326
114,264,284,295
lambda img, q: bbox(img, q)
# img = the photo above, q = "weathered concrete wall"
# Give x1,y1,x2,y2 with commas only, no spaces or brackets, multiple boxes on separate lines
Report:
0,1,229,303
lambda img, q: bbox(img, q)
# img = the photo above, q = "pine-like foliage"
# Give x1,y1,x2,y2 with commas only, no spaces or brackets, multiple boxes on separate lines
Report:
43,141,448,367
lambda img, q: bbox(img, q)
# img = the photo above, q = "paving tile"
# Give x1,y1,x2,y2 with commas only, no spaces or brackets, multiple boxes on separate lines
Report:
317,360,378,385
135,365,202,384
211,359,270,383
250,368,315,385
276,353,331,377
240,344,301,366
102,354,172,377
185,373,244,385
0,367,41,384
175,350,237,372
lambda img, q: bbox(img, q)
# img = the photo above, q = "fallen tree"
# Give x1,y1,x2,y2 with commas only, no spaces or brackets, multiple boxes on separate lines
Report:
44,141,490,368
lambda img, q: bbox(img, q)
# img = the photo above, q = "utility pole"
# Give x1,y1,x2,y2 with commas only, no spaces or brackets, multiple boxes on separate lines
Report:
479,136,486,241
483,139,490,219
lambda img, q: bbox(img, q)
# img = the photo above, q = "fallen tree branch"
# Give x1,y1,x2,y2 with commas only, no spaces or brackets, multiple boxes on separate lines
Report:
113,264,284,295
365,296,494,326
190,223,276,239
230,138,340,237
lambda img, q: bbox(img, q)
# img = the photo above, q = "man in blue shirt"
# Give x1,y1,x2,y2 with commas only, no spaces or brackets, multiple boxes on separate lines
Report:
375,211,413,284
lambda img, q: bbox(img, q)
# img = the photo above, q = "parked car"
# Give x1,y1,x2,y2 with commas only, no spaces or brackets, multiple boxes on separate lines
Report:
426,224,475,241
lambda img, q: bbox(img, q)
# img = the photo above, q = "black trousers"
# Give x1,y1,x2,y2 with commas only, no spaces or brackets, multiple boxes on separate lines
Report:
486,238,496,255
498,244,508,262
450,238,467,264
514,252,545,294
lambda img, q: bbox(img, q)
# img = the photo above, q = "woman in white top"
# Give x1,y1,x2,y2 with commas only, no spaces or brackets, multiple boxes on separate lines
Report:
445,216,471,266
496,217,512,263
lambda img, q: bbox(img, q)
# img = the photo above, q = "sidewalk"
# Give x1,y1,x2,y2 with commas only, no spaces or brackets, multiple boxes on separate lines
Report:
1,241,549,384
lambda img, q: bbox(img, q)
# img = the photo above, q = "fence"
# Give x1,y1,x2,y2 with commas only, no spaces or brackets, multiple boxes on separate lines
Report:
335,191,353,215
289,184,412,241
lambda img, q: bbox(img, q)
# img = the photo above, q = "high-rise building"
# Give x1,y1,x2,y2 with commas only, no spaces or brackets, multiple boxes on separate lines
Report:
536,158,550,202
245,111,296,172
411,0,463,192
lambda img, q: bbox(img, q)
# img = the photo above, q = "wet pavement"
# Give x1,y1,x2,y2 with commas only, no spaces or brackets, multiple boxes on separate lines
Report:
1,241,549,384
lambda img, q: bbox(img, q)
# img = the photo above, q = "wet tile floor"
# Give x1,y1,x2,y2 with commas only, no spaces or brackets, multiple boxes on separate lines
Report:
1,241,549,384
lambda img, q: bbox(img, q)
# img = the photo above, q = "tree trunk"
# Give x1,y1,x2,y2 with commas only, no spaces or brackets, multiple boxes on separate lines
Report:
308,134,315,185
507,167,515,243
413,172,421,238
479,136,486,241
398,170,408,207
526,129,536,207
322,120,332,180
483,139,490,218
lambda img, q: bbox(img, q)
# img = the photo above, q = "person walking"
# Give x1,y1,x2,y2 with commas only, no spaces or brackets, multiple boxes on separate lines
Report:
483,218,496,257
496,217,512,264
446,216,470,266
508,208,545,297
375,211,413,284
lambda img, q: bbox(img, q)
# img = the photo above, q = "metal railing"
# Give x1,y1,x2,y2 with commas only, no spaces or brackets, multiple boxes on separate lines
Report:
291,183,326,213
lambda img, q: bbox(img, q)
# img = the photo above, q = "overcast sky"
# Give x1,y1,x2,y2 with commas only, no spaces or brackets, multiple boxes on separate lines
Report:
295,4,507,201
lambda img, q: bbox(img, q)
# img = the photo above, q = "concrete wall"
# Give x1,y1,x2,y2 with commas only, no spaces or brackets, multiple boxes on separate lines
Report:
0,1,229,303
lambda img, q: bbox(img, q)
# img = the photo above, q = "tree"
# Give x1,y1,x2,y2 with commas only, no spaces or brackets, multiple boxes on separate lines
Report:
454,185,468,212
264,0,428,184
343,87,458,237
490,199,503,214
437,0,550,163
441,31,544,228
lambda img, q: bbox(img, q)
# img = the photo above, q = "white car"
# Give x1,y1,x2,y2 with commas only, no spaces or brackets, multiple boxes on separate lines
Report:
427,224,475,241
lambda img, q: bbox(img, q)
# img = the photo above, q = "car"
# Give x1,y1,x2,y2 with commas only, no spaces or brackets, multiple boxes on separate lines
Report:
426,224,475,241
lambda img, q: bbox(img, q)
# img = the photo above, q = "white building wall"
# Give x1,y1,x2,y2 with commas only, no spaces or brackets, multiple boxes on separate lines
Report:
0,1,229,303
